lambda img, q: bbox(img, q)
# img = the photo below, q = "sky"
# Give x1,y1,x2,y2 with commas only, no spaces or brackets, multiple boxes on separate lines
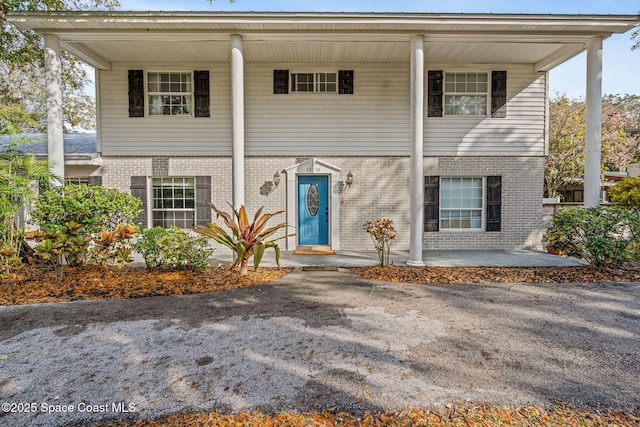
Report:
112,0,640,97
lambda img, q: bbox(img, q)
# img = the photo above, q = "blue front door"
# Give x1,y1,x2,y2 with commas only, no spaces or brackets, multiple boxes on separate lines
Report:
298,175,329,245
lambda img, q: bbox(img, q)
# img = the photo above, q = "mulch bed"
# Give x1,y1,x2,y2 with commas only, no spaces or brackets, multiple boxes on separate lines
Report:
3,262,640,306
0,263,291,306
351,263,640,284
95,405,640,427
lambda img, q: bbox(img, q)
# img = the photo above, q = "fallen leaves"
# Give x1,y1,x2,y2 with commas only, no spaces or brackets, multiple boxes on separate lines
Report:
351,263,640,285
3,262,640,306
0,264,291,306
94,405,640,427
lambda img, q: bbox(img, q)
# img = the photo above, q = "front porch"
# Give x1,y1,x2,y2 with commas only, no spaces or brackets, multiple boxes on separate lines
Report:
204,249,584,268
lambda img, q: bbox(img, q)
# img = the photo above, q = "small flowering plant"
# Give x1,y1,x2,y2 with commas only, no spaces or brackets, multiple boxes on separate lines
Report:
363,218,397,266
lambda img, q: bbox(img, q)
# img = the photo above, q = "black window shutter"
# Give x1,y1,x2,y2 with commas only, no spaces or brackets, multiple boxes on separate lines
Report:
338,70,354,94
128,70,144,117
88,176,102,186
491,71,507,118
194,70,210,118
130,176,148,229
424,176,440,232
273,70,289,94
486,176,502,232
427,70,443,117
195,176,212,226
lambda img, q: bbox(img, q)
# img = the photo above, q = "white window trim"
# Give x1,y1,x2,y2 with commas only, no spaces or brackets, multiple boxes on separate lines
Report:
439,176,485,232
151,177,197,229
290,70,338,94
443,71,490,118
145,71,195,118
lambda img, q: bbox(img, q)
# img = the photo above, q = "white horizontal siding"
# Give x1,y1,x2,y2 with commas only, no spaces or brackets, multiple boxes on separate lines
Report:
245,63,410,156
424,65,546,156
98,63,232,156
98,62,545,157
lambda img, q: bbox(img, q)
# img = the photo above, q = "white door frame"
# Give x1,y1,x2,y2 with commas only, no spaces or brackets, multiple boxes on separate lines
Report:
285,158,341,250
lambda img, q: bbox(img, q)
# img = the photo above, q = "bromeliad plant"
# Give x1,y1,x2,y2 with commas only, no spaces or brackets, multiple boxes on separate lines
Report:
194,203,293,275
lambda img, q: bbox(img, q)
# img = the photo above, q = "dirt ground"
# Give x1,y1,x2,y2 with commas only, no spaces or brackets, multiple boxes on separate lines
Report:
0,268,639,426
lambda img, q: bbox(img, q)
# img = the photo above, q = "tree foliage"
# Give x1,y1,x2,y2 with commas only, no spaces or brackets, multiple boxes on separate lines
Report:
1,0,120,133
545,94,640,198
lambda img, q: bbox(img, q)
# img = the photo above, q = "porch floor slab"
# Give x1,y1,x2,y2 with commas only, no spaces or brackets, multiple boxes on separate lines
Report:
207,249,584,268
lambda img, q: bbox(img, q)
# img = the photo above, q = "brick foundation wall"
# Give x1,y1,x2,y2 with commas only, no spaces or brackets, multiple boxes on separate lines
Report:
100,156,544,251
422,157,544,250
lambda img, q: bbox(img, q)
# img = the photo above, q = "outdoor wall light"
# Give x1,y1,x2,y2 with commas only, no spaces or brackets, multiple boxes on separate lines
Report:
260,170,284,196
339,171,354,193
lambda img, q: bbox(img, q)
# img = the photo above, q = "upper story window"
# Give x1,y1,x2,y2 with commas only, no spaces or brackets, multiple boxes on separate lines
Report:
291,72,337,93
147,72,193,116
444,72,488,116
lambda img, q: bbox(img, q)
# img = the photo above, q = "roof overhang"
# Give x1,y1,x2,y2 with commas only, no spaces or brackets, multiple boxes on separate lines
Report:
7,11,640,71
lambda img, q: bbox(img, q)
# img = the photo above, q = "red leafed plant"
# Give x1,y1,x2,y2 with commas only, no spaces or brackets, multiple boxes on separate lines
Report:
194,203,293,275
363,218,397,266
92,224,137,270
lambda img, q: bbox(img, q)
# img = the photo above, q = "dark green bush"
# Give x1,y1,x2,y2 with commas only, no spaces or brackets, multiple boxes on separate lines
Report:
135,227,214,270
544,205,640,266
32,184,142,235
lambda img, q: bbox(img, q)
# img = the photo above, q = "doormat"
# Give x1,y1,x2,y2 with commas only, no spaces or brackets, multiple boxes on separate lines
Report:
301,266,340,272
292,249,336,255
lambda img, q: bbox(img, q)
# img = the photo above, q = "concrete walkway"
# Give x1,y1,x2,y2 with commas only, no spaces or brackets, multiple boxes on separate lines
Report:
208,249,584,268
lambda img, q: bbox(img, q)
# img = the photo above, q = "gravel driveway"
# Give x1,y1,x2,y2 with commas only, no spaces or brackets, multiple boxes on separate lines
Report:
1,269,639,426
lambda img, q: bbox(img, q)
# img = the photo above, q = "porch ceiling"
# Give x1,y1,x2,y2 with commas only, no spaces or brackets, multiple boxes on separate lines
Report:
59,39,570,66
8,11,639,70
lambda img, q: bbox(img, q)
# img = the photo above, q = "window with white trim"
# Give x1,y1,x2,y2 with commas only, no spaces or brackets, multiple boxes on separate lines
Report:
440,177,483,230
291,72,337,93
152,177,195,228
147,72,193,116
444,72,488,116
64,177,89,185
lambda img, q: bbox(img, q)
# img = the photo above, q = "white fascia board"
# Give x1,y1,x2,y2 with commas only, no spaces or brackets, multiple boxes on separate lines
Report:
8,12,639,33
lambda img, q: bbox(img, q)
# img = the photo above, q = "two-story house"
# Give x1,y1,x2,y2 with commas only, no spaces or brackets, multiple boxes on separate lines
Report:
8,11,639,264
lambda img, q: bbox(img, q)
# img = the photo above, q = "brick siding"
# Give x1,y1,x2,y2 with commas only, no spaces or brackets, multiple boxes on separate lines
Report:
100,156,544,251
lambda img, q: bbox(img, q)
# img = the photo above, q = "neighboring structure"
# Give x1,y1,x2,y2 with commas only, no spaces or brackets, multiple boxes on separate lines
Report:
0,133,100,184
7,12,639,261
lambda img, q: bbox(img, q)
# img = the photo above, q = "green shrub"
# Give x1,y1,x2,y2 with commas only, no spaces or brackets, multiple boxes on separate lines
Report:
0,136,59,279
135,226,213,270
32,184,142,235
608,177,640,210
544,205,640,266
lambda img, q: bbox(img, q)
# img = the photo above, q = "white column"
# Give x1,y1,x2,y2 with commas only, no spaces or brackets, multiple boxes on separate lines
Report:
408,35,425,266
43,34,64,184
584,37,603,207
230,34,245,210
